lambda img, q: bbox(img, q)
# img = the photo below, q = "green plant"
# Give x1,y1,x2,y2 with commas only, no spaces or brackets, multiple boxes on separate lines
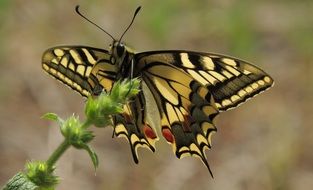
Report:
2,79,140,190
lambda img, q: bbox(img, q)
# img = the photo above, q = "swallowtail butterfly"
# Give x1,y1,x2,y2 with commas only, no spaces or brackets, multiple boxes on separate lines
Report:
42,6,273,176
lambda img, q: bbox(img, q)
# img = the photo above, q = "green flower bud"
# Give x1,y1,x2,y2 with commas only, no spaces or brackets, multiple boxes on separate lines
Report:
26,161,58,188
60,115,81,138
84,78,140,128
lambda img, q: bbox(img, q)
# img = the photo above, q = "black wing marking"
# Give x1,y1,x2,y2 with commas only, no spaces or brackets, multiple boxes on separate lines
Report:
135,51,274,111
112,91,158,163
42,46,117,96
134,57,219,176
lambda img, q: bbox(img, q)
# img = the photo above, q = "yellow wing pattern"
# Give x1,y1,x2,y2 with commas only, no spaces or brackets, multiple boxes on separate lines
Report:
42,46,117,96
134,51,273,175
112,91,158,163
135,51,274,111
134,58,218,176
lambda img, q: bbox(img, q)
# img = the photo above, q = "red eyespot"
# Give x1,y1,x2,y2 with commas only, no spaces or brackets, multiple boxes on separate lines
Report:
143,124,157,139
162,128,174,143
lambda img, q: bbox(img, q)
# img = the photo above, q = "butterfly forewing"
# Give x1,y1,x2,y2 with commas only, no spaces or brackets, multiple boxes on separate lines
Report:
42,46,116,96
135,51,274,111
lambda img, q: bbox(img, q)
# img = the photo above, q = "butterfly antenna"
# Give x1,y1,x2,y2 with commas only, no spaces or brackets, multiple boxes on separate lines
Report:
118,6,141,43
75,5,115,41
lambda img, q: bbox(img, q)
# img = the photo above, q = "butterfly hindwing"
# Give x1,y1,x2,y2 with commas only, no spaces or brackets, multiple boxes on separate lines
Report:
42,46,116,96
112,91,158,163
135,58,219,175
135,51,274,111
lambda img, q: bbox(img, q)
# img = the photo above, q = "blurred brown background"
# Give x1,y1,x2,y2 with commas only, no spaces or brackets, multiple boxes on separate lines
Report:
1,0,312,189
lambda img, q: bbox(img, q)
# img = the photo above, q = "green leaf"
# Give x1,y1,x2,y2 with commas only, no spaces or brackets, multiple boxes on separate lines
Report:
41,113,59,122
2,172,38,190
109,80,121,102
80,130,95,143
71,130,95,149
92,115,112,128
42,113,63,126
80,144,99,170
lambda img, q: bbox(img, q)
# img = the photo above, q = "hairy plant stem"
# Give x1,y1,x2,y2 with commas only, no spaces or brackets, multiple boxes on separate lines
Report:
46,119,92,169
46,140,70,170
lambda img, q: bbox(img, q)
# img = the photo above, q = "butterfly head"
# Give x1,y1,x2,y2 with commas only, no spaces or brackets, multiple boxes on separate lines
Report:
110,40,135,68
111,40,126,58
